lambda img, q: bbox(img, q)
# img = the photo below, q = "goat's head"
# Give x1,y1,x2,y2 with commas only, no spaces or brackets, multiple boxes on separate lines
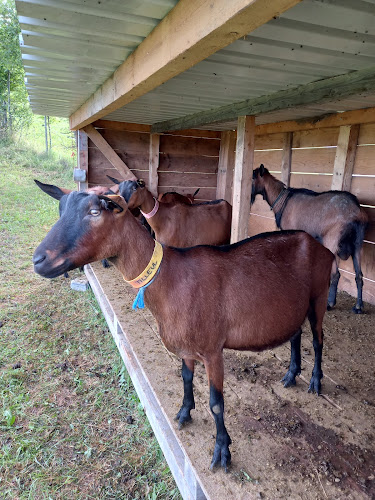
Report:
33,181,127,278
116,179,147,209
251,164,269,204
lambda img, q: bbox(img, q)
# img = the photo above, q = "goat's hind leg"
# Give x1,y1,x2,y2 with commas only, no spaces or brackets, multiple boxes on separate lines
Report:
205,353,231,472
307,298,325,395
281,328,302,388
352,247,364,314
176,359,195,429
327,258,340,310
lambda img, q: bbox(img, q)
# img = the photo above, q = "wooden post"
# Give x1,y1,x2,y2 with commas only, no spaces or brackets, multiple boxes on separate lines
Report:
216,130,236,203
231,116,255,243
281,131,293,187
77,130,88,191
149,134,160,197
331,125,360,192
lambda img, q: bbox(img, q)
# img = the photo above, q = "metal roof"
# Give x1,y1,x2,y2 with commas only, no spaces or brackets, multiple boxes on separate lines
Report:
15,0,375,129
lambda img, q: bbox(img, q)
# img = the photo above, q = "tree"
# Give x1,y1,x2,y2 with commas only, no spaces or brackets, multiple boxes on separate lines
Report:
0,0,32,138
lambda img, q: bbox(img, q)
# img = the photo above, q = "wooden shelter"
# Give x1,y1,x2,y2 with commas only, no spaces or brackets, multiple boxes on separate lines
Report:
16,1,375,498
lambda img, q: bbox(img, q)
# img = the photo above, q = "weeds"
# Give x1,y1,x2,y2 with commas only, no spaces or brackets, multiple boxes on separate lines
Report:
0,139,180,499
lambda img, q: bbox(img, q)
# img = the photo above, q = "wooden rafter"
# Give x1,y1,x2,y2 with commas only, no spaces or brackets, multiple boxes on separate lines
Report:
151,66,375,133
69,0,301,130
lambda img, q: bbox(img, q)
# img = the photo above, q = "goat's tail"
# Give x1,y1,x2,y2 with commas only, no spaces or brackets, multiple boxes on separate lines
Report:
337,211,368,260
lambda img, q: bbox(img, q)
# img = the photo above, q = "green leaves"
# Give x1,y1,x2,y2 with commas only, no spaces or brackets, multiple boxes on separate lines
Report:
3,408,16,427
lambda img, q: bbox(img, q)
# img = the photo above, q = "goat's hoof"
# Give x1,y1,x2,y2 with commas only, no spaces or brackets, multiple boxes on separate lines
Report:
175,407,192,429
281,371,297,388
307,378,321,395
64,272,69,278
210,444,231,472
101,259,111,268
352,306,363,314
326,303,335,311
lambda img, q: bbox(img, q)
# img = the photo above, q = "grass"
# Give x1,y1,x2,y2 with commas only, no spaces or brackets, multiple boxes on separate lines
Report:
0,137,181,499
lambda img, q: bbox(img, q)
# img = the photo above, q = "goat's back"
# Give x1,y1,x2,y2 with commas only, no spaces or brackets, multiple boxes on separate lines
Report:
149,231,333,356
157,199,232,247
280,190,367,254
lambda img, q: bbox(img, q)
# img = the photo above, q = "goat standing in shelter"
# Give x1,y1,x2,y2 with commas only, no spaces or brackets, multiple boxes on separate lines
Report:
158,188,200,204
251,165,368,313
108,177,232,247
33,182,334,471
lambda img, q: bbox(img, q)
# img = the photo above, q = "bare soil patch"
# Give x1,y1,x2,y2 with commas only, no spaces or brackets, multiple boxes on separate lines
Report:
92,262,375,499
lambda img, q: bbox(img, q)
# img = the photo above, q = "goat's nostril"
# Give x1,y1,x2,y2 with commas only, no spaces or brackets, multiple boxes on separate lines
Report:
33,254,46,266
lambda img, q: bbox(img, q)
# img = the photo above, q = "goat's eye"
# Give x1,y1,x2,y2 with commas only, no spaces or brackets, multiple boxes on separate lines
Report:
89,208,101,216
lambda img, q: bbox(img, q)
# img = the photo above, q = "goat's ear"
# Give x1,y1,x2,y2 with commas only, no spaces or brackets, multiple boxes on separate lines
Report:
259,164,266,177
106,175,121,185
137,179,146,188
34,179,71,200
99,194,127,214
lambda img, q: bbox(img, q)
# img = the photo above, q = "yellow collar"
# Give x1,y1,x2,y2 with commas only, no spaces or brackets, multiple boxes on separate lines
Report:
124,240,163,289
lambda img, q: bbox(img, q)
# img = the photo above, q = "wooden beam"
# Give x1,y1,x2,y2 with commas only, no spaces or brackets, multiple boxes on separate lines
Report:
216,131,236,202
151,66,375,133
280,132,293,187
93,120,151,133
255,106,375,136
231,116,255,243
69,0,301,130
149,134,160,197
331,125,360,192
82,124,136,181
77,130,88,191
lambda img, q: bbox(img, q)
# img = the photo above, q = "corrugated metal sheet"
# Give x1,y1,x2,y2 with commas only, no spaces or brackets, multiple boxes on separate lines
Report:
16,0,178,116
15,0,375,128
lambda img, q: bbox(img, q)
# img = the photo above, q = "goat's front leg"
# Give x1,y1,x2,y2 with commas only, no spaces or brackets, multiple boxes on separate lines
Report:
175,359,195,429
281,328,302,388
205,353,231,472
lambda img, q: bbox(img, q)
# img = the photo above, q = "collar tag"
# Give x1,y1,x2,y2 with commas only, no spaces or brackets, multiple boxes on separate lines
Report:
124,240,163,289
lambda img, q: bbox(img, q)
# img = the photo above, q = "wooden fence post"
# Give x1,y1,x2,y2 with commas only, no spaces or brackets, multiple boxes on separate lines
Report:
331,125,360,192
77,130,88,191
149,134,160,197
281,131,293,187
216,130,236,203
231,116,255,243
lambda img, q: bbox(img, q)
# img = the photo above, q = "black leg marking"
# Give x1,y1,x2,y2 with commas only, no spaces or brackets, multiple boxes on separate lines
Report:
209,384,231,472
352,252,364,314
308,336,323,395
327,267,340,310
281,329,302,388
175,360,195,429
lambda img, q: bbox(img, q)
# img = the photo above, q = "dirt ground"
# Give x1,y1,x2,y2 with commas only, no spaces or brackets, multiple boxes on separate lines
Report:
90,262,375,500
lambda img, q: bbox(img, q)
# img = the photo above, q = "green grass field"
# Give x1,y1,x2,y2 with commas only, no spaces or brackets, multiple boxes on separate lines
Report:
0,136,181,499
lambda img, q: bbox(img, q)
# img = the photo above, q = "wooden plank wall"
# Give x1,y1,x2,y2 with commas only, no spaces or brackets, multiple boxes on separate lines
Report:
249,124,375,305
87,127,150,187
158,132,220,201
87,124,220,201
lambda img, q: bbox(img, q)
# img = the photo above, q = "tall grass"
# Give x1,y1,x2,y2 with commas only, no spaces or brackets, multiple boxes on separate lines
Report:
0,132,181,499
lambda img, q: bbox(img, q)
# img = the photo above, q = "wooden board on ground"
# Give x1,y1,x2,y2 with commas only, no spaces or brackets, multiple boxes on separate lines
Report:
86,262,375,500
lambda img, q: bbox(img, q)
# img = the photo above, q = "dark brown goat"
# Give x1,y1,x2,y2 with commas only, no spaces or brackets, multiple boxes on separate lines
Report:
108,178,232,247
33,183,334,470
158,188,200,204
251,165,368,313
